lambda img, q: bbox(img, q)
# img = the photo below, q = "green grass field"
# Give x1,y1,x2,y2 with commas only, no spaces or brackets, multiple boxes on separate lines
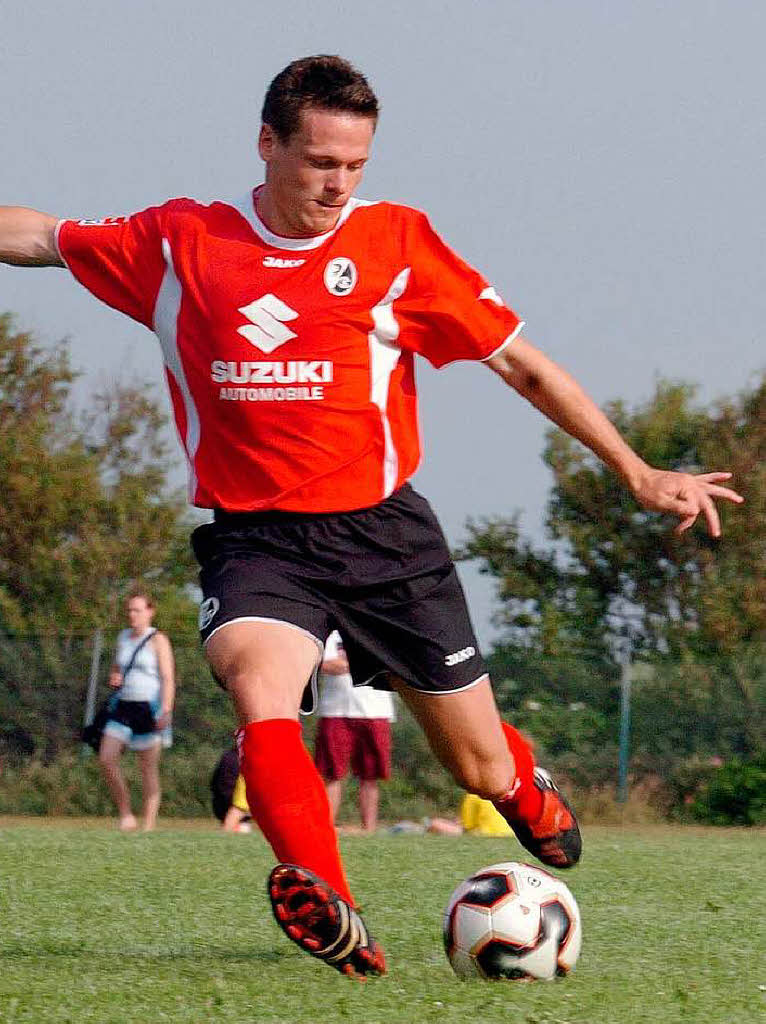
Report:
0,820,763,1024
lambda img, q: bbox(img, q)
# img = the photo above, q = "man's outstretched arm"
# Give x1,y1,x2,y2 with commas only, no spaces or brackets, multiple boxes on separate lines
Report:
487,335,744,537
0,207,63,267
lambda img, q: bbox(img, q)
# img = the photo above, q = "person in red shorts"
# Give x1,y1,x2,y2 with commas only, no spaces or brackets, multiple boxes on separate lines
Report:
0,55,743,980
315,631,395,833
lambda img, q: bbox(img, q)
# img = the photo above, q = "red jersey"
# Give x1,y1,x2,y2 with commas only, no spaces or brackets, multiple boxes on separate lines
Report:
56,190,523,512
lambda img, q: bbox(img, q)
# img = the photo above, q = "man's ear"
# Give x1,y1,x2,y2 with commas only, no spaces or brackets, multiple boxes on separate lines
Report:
258,124,275,161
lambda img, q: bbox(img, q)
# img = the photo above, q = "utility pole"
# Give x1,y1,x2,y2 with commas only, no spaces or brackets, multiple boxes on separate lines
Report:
81,629,103,755
617,658,632,803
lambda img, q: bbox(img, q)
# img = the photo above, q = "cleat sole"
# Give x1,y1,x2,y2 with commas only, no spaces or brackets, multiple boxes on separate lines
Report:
268,864,386,979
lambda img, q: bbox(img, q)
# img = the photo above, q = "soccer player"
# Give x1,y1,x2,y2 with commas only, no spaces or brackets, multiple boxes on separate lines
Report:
0,55,743,979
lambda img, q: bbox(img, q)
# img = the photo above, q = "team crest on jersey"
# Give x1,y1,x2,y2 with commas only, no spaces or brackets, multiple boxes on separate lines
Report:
324,257,357,296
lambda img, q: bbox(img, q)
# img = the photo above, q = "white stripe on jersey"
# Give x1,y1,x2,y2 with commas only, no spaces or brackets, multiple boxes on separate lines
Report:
368,267,411,498
154,238,202,501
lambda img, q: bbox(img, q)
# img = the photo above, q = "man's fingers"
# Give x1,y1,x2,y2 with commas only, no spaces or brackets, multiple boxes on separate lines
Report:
668,487,719,537
694,472,743,504
702,484,744,504
699,492,722,537
674,514,698,535
641,469,742,536
696,472,733,483
674,474,743,536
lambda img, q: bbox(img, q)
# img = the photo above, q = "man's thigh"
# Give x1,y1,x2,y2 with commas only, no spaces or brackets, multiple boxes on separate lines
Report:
205,620,322,724
193,524,334,714
392,676,513,797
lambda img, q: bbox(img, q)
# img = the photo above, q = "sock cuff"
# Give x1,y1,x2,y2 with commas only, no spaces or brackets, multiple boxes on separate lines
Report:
496,722,543,822
501,722,536,769
236,718,302,760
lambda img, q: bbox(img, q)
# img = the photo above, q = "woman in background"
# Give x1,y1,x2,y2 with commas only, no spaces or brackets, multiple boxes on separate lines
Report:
99,591,175,831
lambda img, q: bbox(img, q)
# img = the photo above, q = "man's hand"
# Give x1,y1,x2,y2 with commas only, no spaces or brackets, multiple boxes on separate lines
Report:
632,469,744,537
488,338,744,538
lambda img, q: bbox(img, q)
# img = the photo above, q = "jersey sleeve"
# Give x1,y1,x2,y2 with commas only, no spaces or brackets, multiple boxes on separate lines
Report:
55,205,168,329
396,211,524,367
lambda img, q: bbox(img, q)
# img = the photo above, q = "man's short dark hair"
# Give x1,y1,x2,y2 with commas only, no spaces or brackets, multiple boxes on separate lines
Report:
262,55,379,142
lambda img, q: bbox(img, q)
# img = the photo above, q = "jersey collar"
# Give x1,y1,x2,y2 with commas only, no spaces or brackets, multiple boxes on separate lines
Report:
234,187,371,250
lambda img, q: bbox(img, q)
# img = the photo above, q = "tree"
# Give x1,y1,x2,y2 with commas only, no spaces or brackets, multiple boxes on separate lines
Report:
0,314,201,759
459,375,765,776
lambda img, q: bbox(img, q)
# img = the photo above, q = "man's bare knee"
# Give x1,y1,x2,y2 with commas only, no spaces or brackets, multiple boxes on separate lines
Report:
452,756,514,800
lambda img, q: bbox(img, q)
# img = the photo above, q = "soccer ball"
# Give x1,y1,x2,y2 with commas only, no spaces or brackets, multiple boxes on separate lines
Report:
443,861,581,981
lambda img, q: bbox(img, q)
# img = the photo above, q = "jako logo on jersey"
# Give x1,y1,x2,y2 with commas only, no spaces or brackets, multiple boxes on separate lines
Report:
198,597,220,631
211,360,333,384
324,257,357,296
263,256,305,268
237,294,298,353
444,645,476,667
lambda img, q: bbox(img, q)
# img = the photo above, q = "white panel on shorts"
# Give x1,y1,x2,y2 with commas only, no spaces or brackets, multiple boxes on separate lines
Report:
361,669,489,697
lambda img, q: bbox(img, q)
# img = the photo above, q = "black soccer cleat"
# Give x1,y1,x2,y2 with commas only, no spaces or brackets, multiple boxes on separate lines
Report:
507,767,582,870
267,864,386,979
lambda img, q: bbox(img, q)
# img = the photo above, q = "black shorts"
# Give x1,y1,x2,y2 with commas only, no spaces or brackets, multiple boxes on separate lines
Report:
191,484,487,712
109,699,155,734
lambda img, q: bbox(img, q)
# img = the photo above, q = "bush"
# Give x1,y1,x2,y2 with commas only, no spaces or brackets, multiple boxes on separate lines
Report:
0,745,225,818
690,753,766,825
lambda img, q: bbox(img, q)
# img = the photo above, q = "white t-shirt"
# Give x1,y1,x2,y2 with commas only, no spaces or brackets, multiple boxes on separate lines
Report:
317,631,395,721
114,628,160,702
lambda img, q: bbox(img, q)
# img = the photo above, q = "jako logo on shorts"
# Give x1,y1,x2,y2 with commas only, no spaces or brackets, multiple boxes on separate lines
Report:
444,645,476,667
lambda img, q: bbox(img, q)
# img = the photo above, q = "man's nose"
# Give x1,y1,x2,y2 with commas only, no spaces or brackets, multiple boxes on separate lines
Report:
324,169,349,195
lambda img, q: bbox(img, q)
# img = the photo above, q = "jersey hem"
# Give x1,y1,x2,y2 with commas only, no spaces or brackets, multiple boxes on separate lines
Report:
480,321,525,362
363,669,489,696
53,220,73,271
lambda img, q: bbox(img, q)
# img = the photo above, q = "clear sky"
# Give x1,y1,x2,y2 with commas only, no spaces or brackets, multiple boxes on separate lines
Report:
2,1,764,647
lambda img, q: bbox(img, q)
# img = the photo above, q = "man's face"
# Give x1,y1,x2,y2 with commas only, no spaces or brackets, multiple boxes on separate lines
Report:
258,107,375,236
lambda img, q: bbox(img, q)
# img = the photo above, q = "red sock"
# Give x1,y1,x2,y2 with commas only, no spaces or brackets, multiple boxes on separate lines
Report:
238,719,354,906
493,722,543,824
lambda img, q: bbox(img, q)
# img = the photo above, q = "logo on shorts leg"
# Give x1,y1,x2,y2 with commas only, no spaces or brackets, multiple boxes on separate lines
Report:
198,597,220,631
445,645,476,667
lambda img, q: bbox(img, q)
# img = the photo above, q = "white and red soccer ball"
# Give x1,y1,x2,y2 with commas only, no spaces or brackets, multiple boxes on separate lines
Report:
443,861,581,981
